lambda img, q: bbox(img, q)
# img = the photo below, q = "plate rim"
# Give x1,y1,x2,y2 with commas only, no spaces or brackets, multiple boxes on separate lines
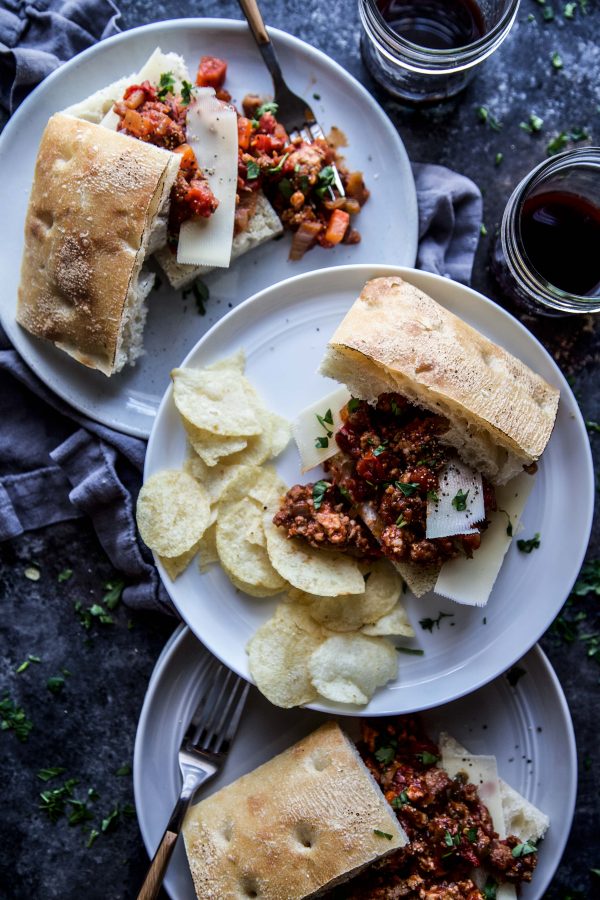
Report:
133,624,578,900
144,262,595,716
0,17,417,437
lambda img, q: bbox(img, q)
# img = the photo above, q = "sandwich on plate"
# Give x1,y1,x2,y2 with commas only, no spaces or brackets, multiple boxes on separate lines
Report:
276,275,560,606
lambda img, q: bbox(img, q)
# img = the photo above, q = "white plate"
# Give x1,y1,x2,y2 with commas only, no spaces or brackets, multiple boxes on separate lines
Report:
133,624,577,900
0,18,417,438
144,263,594,715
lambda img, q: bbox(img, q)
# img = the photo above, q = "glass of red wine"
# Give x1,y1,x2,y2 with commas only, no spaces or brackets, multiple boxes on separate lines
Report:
492,148,600,316
359,0,520,104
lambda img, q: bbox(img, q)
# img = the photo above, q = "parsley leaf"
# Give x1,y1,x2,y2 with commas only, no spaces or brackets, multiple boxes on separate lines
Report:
392,790,409,808
373,829,393,839
396,482,420,497
427,490,439,502
483,879,498,900
278,177,293,199
16,654,41,673
452,489,469,511
348,397,361,413
551,51,564,69
58,568,73,583
520,113,544,134
86,828,100,849
375,744,396,765
517,532,541,553
416,751,439,765
573,560,600,597
101,805,121,833
157,71,176,100
466,826,477,842
246,159,260,180
512,841,538,858
37,767,67,782
47,675,66,695
396,646,424,655
586,420,600,434
419,611,454,632
115,764,132,777
39,778,79,822
267,152,289,174
396,514,408,528
256,101,278,118
494,152,504,166
564,2,576,17
0,693,33,741
477,106,503,131
103,579,125,610
312,480,330,510
373,444,387,457
316,165,337,198
180,80,194,105
315,436,329,449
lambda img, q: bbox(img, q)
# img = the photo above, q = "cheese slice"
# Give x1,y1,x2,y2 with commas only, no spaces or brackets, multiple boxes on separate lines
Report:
433,471,536,607
100,48,190,130
425,460,484,540
176,89,238,268
292,386,351,472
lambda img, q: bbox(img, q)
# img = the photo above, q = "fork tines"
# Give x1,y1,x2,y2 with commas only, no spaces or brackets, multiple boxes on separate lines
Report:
184,659,250,757
289,122,346,197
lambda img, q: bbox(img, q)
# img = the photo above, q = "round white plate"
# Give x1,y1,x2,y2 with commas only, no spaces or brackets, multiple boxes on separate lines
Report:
144,263,594,715
0,18,417,438
133,625,577,900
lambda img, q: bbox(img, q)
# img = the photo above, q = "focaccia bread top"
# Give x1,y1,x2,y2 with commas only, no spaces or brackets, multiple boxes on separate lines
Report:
182,722,406,900
16,113,177,374
320,276,560,484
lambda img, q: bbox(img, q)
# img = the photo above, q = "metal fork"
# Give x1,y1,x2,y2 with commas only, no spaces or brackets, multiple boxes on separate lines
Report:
238,0,345,196
137,656,250,900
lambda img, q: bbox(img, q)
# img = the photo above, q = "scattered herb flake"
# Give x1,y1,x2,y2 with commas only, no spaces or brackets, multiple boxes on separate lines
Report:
396,482,420,497
278,176,293,199
586,420,600,434
420,611,455,632
47,675,66,695
375,743,397,765
392,791,409,808
180,80,194,105
315,435,329,449
477,106,502,131
517,533,541,553
542,6,555,21
563,2,576,17
551,51,564,69
0,694,33,741
396,514,408,528
39,778,78,822
267,152,289,175
520,114,544,134
512,841,538,858
58,568,73,583
480,223,488,236
316,165,337,198
312,480,330,511
115,764,132,777
157,71,176,100
348,397,361,413
416,751,439,765
256,101,278,117
313,92,321,100
396,646,425,656
37,767,67,782
506,665,527,687
86,828,100,849
373,829,393,839
101,805,121,833
573,560,600,597
246,159,260,180
547,131,569,155
103,579,125,610
483,879,498,900
16,654,41,673
452,489,469,511
495,152,504,166
466,826,477,842
373,444,387,457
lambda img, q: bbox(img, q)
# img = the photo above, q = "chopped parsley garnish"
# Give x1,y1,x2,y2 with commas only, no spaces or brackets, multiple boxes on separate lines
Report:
396,514,408,528
37,767,67,782
586,420,600,434
427,490,439,503
278,177,294,199
373,829,393,840
506,665,527,687
444,830,460,848
180,80,194,105
39,778,79,822
86,828,100,849
551,51,563,69
0,694,33,741
396,482,419,497
183,279,210,315
375,743,397,765
396,646,424,656
451,489,469,511
101,805,121,833
419,611,454,632
16,654,41,673
542,6,554,21
315,408,334,448
316,409,334,432
483,879,498,900
267,152,289,174
512,841,538,858
520,113,544,134
390,399,403,416
74,600,114,630
103,579,125,610
477,106,502,131
517,532,541,553
47,675,66,695
392,790,409,808
115,764,132,777
466,826,477,842
157,71,176,100
563,1,576,17
68,797,95,827
573,560,600,597
255,101,278,118
480,223,488,236
315,436,329,449
547,127,588,156
494,152,504,166
497,508,513,536
373,444,387,457
246,159,260,180
348,397,361,413
58,568,73,583
315,165,337,198
312,480,330,510
338,484,352,502
416,751,439,765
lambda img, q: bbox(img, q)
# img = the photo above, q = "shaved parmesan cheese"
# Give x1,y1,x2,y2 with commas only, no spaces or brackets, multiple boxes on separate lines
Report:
426,460,484,540
292,386,351,472
434,472,536,607
177,89,238,267
100,48,190,131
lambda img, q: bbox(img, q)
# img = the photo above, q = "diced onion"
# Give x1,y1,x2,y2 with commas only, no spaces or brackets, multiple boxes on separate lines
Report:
425,460,484,540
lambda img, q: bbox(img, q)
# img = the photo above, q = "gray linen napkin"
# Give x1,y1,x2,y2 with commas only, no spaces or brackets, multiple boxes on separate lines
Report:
0,2,483,615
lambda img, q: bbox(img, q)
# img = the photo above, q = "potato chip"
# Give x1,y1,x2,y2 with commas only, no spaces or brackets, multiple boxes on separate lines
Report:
308,634,398,705
184,454,255,506
268,412,291,458
217,498,286,594
304,560,401,632
184,419,248,467
137,470,210,558
206,349,245,374
222,411,272,467
247,605,322,707
263,513,365,597
197,522,218,572
393,560,440,598
226,570,285,598
220,466,287,509
159,541,200,580
361,603,414,637
171,367,262,436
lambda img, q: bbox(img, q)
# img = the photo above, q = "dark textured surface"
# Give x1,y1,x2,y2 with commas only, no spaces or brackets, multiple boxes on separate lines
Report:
1,2,599,898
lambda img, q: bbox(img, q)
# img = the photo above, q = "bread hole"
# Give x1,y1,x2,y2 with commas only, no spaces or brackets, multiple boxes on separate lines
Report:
37,209,54,231
239,876,259,898
311,749,332,771
295,822,316,849
221,820,233,842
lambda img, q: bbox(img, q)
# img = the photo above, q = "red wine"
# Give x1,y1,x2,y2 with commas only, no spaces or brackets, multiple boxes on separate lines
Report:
520,191,600,296
376,0,485,49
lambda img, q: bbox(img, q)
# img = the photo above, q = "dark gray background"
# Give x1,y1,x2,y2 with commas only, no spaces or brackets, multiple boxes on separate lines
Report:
1,1,598,898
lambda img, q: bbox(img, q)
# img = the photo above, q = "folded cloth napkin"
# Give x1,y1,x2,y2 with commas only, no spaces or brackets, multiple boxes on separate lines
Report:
0,1,482,615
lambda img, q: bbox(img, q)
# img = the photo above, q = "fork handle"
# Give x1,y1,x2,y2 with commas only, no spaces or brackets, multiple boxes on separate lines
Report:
136,827,179,900
237,0,285,88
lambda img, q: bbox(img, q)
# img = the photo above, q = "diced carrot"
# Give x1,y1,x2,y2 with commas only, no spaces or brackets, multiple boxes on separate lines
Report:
174,143,197,174
324,209,350,245
237,116,253,150
196,56,228,89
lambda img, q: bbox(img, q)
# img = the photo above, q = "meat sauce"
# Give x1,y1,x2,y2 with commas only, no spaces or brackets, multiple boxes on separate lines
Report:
113,56,369,257
331,717,538,899
274,393,495,566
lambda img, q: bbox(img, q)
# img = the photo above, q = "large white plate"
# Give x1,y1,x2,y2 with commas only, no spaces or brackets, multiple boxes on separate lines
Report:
133,624,577,900
0,18,417,437
144,264,594,715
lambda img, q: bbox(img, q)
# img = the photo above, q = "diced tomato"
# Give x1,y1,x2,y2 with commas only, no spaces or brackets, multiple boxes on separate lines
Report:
237,116,253,150
196,56,228,89
324,209,350,244
258,112,277,134
123,80,156,102
186,180,219,218
174,143,198,175
251,133,283,154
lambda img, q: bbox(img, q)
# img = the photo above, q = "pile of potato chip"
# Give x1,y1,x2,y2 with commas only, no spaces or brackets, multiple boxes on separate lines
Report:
136,350,418,710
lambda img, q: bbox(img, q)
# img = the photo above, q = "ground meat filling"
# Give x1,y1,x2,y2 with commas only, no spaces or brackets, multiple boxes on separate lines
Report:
330,718,538,899
274,393,495,566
